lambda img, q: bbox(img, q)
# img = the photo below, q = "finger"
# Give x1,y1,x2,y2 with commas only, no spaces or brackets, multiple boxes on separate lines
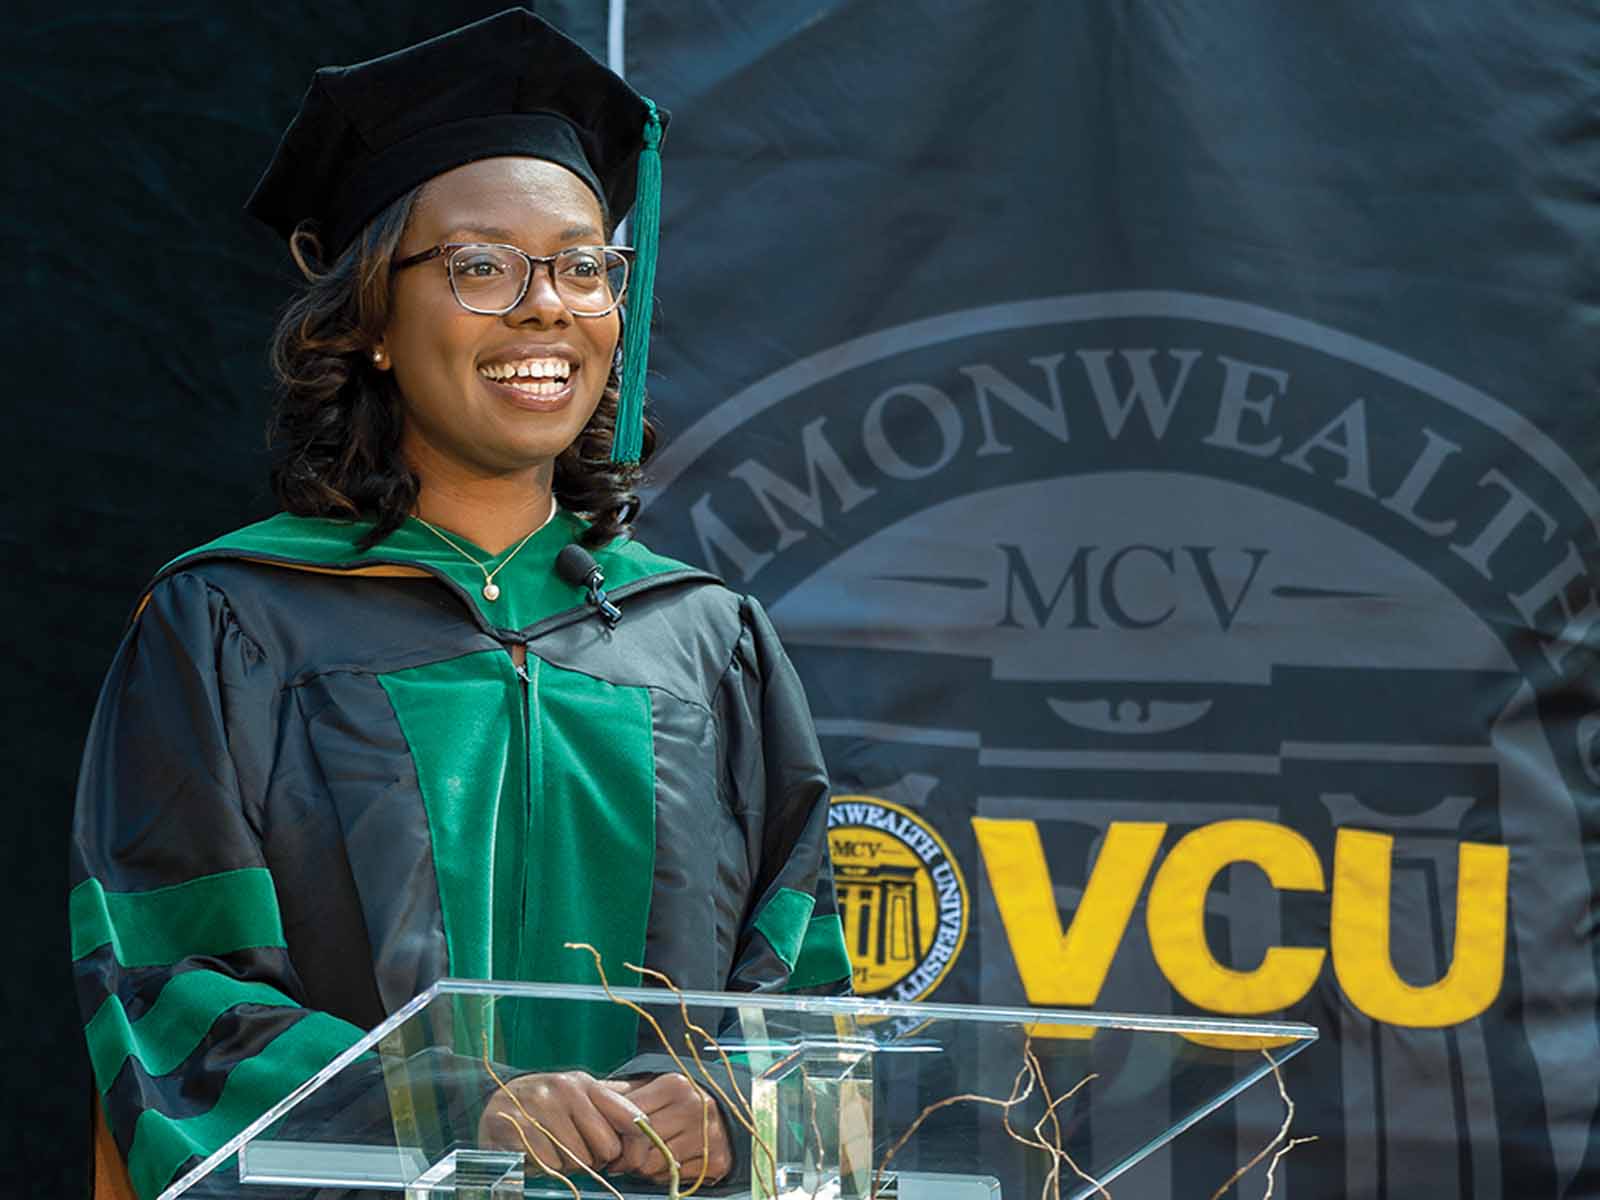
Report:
640,1145,730,1187
620,1115,714,1180
635,1093,717,1143
674,1104,732,1182
535,1106,607,1171
589,1078,650,1132
670,1120,729,1169
613,1072,697,1116
496,1112,564,1173
481,1098,560,1161
651,1155,730,1185
610,1126,656,1176
637,1120,729,1182
620,1073,710,1119
636,1141,676,1181
479,1100,516,1150
561,1097,625,1169
585,1084,653,1173
659,1104,715,1144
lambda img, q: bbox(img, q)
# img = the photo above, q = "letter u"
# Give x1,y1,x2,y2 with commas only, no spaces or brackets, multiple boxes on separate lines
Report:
1330,828,1510,1027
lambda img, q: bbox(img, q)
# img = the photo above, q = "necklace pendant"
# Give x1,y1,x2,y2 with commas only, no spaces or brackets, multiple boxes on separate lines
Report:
482,581,501,602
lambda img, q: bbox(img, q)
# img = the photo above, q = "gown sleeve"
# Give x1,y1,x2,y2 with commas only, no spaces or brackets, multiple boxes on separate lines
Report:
69,572,365,1200
717,595,853,996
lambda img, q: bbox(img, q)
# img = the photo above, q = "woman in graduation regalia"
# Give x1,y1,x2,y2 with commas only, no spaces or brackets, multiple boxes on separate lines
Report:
69,10,851,1198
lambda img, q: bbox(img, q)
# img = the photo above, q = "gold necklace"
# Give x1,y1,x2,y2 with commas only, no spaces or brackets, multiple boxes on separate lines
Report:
411,499,557,602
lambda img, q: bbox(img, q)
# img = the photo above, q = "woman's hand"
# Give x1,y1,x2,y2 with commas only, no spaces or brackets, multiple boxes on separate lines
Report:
602,1073,734,1184
478,1070,648,1175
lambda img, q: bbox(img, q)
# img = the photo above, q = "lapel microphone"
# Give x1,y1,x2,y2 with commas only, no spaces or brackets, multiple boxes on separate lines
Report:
555,544,623,627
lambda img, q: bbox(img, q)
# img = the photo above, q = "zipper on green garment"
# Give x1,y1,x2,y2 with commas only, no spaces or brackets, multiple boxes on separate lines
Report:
518,651,544,1004
509,652,534,1058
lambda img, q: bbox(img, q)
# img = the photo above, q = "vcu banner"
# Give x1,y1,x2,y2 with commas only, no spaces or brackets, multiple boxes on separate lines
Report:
613,1,1600,1196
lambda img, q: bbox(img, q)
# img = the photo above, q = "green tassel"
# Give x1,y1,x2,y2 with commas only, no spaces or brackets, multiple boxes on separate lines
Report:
612,99,663,464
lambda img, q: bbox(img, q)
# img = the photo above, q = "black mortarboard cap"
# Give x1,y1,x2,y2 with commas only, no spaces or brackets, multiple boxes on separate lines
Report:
246,7,666,463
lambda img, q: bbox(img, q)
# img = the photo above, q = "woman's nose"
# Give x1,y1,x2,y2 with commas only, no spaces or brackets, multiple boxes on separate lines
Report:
508,261,570,326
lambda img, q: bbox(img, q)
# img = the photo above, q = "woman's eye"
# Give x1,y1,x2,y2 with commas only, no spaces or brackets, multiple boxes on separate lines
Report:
458,257,509,277
559,253,604,278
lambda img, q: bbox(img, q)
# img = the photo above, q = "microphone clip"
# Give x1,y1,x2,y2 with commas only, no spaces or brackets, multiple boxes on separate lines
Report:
556,544,622,628
586,572,623,628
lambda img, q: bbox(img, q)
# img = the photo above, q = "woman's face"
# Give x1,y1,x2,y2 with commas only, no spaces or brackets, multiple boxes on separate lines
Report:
379,156,621,484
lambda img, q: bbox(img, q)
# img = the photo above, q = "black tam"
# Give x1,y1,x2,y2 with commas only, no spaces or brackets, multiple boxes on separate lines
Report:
244,6,667,258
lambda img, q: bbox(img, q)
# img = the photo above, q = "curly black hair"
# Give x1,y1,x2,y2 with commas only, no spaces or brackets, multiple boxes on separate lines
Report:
266,185,654,551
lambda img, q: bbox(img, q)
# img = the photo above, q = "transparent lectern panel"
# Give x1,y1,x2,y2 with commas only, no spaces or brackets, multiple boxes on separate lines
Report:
162,982,1315,1200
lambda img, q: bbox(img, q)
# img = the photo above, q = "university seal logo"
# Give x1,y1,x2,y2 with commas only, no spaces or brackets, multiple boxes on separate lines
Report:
826,794,969,1000
642,291,1600,1196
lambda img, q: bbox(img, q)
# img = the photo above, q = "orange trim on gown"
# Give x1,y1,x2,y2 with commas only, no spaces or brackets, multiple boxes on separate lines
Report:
92,1095,137,1200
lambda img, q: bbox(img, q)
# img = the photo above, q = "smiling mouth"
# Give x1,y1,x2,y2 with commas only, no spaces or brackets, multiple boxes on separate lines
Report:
478,356,574,397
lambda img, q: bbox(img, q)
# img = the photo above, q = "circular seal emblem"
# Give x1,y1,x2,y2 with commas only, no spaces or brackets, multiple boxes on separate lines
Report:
827,795,968,1000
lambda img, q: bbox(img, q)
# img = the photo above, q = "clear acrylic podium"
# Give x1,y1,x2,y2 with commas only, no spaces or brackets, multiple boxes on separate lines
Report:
162,981,1316,1200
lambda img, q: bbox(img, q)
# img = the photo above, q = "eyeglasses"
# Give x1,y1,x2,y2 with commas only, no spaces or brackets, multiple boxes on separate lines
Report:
391,242,633,318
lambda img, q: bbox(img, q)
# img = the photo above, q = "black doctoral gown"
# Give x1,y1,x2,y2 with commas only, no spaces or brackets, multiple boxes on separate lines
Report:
70,510,851,1198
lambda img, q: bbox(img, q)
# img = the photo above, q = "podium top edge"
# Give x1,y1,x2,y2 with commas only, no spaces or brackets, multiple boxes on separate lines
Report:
425,979,1319,1041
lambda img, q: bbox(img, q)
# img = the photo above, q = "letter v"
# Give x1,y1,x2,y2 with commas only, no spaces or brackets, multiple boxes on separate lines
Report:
1185,547,1269,632
972,818,1167,1038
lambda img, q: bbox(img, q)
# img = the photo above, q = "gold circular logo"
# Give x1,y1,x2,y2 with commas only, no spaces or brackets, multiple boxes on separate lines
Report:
827,795,969,1000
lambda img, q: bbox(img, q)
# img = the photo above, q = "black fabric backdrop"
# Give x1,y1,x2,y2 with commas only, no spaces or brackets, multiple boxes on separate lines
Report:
6,3,1598,1197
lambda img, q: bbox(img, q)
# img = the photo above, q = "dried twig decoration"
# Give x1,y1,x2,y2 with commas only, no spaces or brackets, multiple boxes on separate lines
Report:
870,1033,1098,1200
1207,1050,1316,1200
997,1057,1039,1150
496,1113,582,1200
567,943,781,1198
1262,1136,1318,1200
566,943,694,1082
1023,1043,1107,1200
624,959,779,1197
801,1063,828,1200
633,1113,683,1200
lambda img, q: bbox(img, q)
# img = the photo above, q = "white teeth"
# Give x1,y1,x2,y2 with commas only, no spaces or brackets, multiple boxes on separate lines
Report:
480,357,571,383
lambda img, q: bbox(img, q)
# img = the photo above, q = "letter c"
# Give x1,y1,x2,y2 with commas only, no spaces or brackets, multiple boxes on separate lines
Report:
1100,544,1177,629
1147,819,1326,1014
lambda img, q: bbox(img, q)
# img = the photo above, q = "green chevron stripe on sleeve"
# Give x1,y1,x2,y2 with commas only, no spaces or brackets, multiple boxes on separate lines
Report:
125,1010,363,1200
70,870,286,967
83,974,300,1092
786,913,853,991
753,887,817,970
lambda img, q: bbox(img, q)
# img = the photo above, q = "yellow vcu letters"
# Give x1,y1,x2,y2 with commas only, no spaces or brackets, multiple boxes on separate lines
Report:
973,817,1510,1037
